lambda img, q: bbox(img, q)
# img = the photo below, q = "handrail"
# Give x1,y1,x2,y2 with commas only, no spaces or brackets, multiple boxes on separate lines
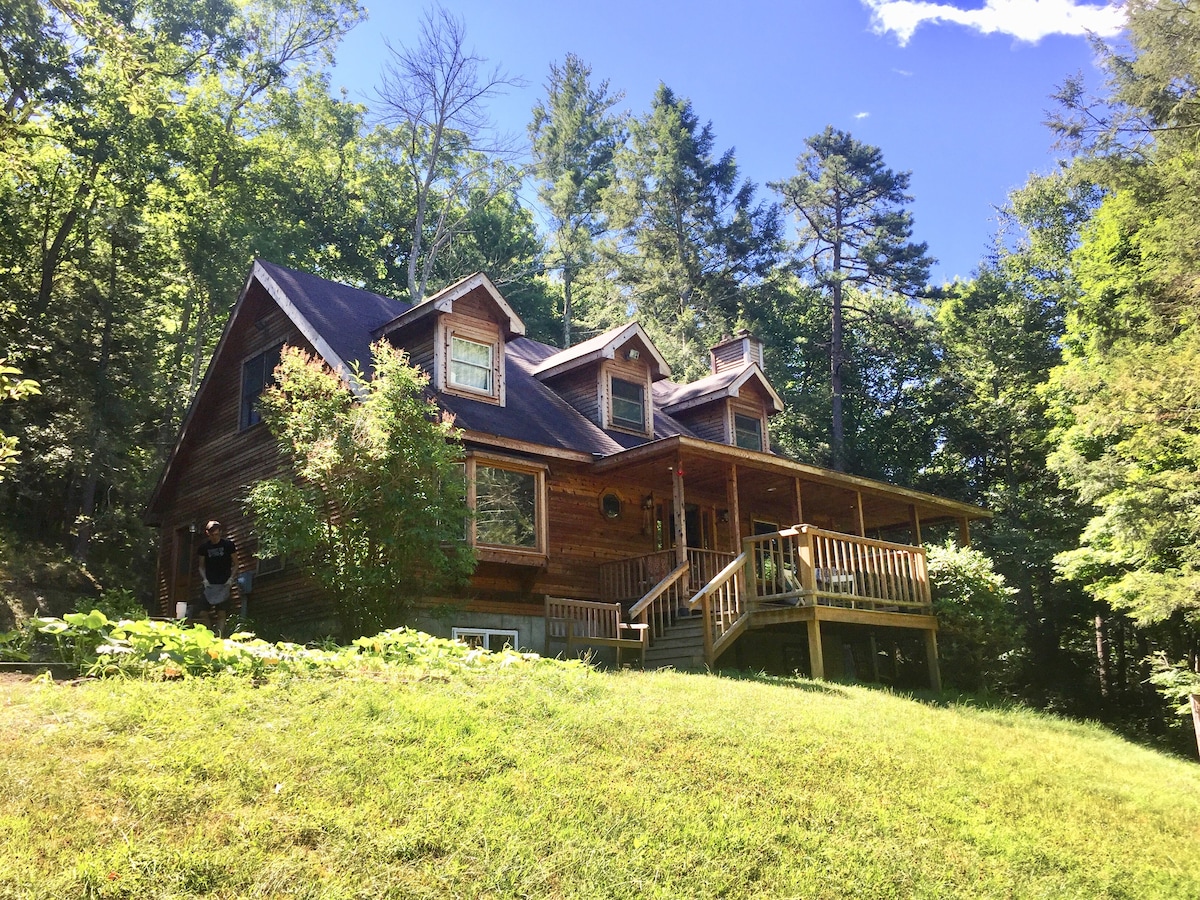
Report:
685,551,749,664
628,561,690,620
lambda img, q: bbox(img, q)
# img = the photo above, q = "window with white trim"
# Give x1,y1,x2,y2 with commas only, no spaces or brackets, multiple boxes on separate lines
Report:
452,628,519,651
449,335,494,394
734,412,765,451
610,376,646,432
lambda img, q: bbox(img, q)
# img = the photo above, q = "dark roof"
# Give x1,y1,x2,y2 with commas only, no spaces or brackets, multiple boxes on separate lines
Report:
257,262,697,455
255,260,406,377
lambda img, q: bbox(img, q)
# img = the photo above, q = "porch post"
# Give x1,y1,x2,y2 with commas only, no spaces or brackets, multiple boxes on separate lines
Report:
793,479,804,527
854,491,866,537
957,516,971,548
673,454,687,569
727,464,741,554
807,616,825,680
924,629,942,693
909,504,923,546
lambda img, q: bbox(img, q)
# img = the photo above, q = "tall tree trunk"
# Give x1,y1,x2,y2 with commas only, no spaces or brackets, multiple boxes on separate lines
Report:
33,161,100,321
72,235,117,563
830,246,846,472
1095,611,1110,699
562,266,573,348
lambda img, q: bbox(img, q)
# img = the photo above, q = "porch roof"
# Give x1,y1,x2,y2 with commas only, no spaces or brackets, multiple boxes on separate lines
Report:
590,435,989,529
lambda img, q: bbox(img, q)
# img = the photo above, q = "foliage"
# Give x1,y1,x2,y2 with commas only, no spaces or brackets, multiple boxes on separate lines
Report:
0,610,574,679
3,665,1200,897
245,342,474,640
373,5,523,303
770,126,932,471
927,542,1019,692
0,359,39,479
604,83,782,378
529,53,625,347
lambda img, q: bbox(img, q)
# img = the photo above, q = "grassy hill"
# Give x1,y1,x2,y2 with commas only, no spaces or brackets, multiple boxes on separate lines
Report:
2,660,1199,899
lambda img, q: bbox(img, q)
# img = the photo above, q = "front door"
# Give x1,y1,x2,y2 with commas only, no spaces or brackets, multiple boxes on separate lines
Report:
169,527,195,614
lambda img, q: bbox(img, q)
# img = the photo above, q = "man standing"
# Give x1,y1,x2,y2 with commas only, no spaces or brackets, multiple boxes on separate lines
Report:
195,520,237,634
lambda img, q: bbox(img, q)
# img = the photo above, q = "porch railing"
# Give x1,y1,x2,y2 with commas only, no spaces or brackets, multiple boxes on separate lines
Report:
743,525,931,612
600,547,735,603
627,560,691,645
686,551,750,662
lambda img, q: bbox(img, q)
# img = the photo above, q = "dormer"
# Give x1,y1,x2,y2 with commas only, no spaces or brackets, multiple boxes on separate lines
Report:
374,273,524,406
659,332,783,453
532,323,671,437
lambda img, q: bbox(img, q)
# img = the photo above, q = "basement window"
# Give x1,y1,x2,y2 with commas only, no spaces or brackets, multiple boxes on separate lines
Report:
452,628,520,651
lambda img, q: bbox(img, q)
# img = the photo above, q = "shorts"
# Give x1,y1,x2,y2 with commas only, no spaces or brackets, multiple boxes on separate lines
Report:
203,582,232,610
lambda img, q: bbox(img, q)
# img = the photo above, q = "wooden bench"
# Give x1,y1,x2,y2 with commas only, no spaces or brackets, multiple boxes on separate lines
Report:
544,597,649,667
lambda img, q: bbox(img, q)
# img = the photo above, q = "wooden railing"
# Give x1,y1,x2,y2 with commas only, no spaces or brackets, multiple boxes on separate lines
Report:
743,525,931,612
600,548,734,603
627,561,691,644
685,551,750,662
544,597,649,666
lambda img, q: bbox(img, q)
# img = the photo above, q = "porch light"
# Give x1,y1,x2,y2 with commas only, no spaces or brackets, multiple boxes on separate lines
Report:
642,495,654,510
626,348,640,360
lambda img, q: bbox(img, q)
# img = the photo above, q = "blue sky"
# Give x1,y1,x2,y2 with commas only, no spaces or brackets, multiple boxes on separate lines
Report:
330,1,1126,284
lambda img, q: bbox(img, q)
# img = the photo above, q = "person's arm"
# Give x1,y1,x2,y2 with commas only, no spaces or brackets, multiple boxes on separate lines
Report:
198,553,209,586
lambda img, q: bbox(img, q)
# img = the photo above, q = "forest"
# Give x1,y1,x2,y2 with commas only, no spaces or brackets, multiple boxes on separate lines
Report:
1,0,1198,750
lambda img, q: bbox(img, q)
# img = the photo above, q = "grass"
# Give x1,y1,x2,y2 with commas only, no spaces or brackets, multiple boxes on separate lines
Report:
2,662,1199,899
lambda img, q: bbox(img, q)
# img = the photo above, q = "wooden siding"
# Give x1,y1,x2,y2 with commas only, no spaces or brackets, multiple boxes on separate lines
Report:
674,405,728,444
151,284,328,629
550,369,602,426
404,321,437,374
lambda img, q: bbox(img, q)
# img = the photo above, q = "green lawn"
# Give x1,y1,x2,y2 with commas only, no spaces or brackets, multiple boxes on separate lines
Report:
2,664,1199,899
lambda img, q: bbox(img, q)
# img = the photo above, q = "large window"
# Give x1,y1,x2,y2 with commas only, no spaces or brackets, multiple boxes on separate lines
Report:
610,377,646,432
461,455,546,558
475,464,537,548
734,412,765,451
240,344,283,430
449,335,494,394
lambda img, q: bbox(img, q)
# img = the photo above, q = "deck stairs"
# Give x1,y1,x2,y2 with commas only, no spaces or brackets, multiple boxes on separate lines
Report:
642,613,706,671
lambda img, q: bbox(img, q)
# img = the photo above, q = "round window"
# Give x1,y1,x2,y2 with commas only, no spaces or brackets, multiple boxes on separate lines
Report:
600,492,622,519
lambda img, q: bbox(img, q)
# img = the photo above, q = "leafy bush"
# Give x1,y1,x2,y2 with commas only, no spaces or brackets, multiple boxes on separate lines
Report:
3,612,581,680
928,542,1019,692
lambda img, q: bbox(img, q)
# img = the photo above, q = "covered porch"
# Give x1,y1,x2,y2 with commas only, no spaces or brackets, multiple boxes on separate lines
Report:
552,436,987,684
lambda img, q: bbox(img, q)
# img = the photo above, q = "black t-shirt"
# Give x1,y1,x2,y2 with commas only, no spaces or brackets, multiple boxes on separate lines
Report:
198,538,236,584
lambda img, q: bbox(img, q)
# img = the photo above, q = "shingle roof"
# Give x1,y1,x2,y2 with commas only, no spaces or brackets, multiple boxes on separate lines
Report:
256,262,697,455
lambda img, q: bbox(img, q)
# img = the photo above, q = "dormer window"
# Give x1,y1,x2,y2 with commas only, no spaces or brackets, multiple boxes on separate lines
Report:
450,335,493,394
439,317,504,405
611,377,646,432
734,412,765,451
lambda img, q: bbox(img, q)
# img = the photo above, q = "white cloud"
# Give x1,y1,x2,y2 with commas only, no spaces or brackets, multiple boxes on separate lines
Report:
854,111,871,119
862,0,1126,45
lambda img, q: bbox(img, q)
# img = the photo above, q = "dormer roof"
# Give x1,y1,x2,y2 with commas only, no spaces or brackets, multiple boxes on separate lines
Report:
655,362,784,415
531,322,671,382
374,272,525,340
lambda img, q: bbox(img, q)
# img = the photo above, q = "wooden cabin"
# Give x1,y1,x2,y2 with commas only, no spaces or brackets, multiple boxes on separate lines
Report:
144,261,988,686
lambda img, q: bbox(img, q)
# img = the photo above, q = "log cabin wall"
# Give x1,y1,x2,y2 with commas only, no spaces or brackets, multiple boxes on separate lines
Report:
544,369,601,426
151,284,330,633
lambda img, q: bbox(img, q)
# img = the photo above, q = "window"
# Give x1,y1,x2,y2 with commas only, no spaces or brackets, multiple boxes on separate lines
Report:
240,344,283,430
449,335,494,394
460,455,547,559
452,628,519,651
610,377,646,431
734,413,764,451
475,464,537,548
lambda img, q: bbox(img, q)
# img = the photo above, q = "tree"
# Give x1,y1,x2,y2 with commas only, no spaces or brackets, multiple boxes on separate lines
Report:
0,359,39,480
529,53,624,347
245,343,474,640
374,6,522,303
770,127,931,471
604,84,781,378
